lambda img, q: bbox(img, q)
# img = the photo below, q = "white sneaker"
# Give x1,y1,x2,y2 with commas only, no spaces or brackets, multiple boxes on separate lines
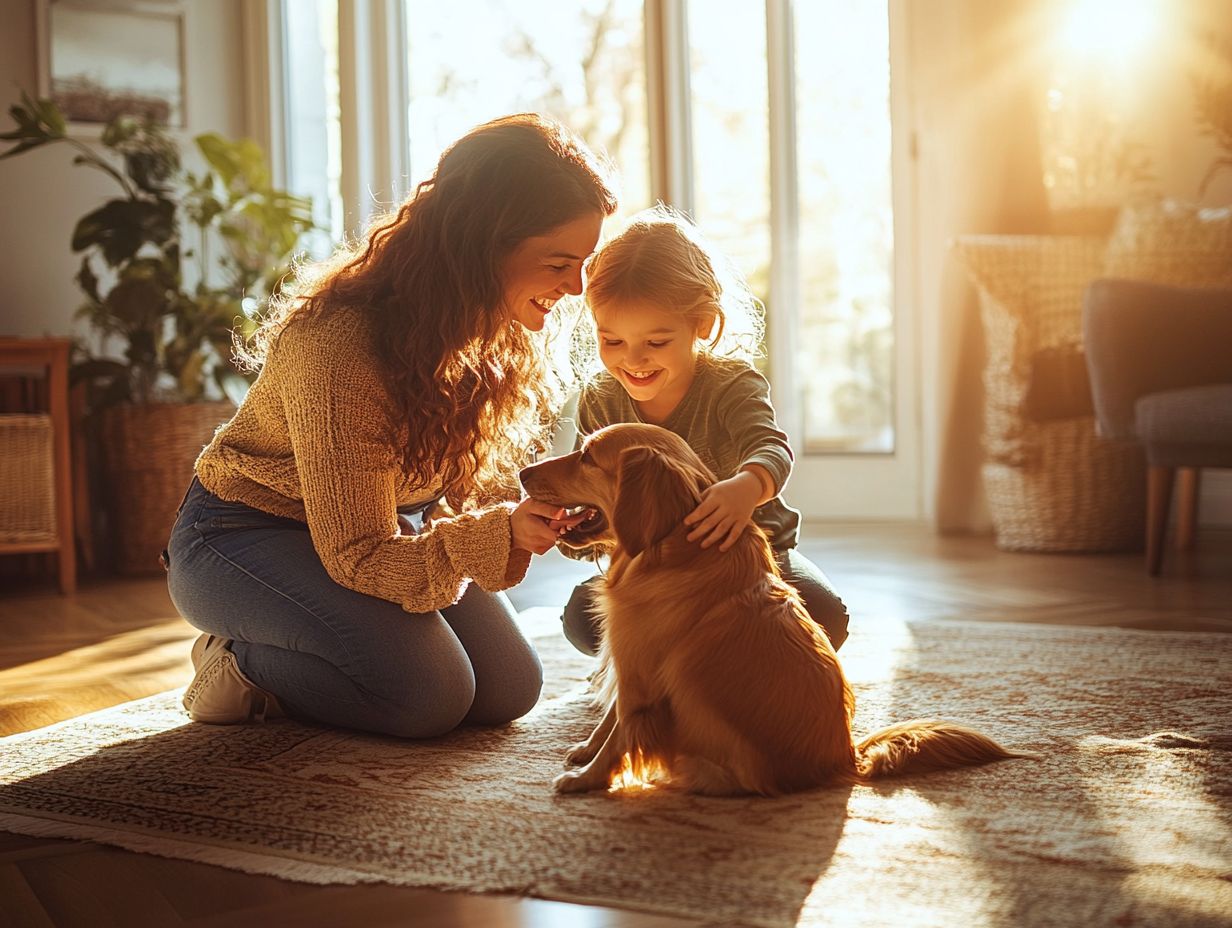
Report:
182,634,284,724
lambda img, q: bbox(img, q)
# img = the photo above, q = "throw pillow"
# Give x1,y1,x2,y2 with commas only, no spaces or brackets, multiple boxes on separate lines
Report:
1102,199,1232,287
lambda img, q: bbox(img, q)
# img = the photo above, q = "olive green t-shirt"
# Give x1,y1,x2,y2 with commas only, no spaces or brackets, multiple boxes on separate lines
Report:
574,353,801,550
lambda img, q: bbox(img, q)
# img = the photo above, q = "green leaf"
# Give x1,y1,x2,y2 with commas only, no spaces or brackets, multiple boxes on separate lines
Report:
76,257,101,302
38,97,67,137
196,133,272,193
195,133,241,188
103,273,171,328
71,198,178,264
102,116,140,147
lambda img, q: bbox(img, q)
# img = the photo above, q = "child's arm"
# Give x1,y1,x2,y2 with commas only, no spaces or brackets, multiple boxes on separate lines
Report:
685,368,793,552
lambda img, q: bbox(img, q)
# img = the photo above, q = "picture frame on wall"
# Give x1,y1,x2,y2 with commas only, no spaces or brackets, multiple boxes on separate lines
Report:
35,0,187,133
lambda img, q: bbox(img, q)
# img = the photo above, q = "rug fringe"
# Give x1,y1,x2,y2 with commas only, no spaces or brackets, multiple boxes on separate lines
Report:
0,812,775,925
0,811,383,886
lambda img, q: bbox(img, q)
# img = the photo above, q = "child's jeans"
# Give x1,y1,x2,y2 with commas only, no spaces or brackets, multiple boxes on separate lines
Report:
165,478,542,737
560,546,851,657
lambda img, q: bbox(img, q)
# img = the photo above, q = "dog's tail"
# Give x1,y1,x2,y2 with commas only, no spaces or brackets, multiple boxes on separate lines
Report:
853,719,1027,781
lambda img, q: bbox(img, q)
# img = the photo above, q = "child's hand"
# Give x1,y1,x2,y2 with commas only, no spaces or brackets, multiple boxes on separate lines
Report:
684,472,763,551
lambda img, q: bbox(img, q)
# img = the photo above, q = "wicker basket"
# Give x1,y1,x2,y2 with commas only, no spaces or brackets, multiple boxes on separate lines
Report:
0,414,57,544
100,401,234,574
953,235,1146,552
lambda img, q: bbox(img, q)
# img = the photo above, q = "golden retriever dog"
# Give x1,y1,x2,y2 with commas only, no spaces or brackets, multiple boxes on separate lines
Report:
520,422,1026,796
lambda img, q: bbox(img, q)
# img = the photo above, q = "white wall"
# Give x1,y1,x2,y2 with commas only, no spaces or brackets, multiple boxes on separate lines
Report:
0,0,250,340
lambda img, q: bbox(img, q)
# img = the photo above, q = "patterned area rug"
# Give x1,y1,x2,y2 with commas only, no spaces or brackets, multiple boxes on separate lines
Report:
1,610,1230,928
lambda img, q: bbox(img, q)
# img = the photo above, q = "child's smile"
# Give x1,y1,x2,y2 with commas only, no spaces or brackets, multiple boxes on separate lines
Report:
622,368,663,387
592,300,704,423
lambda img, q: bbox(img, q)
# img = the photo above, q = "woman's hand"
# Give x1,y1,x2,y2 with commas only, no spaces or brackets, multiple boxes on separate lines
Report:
511,498,571,555
684,471,764,551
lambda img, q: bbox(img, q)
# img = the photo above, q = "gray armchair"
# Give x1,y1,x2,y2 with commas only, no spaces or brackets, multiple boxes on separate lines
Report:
1083,278,1232,574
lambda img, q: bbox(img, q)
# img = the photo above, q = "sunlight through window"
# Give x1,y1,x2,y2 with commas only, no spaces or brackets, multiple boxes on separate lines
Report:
794,1,894,453
284,0,343,254
1059,0,1160,60
403,0,649,219
687,1,771,324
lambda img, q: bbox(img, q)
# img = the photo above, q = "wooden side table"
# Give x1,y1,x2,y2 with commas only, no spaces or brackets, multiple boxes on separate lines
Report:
0,338,76,594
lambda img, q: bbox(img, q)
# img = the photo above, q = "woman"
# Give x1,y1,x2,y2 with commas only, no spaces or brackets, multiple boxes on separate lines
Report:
166,114,617,738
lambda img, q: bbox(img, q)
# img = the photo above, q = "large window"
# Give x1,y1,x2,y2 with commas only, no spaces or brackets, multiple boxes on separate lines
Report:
793,1,893,453
687,1,771,334
403,0,650,216
283,0,342,252
272,0,914,517
684,0,895,460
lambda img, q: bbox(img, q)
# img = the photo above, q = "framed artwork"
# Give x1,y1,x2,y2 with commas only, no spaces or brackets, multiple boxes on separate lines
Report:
36,0,187,131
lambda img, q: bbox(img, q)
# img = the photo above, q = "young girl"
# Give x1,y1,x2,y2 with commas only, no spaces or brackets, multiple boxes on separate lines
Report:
167,114,618,737
557,206,850,655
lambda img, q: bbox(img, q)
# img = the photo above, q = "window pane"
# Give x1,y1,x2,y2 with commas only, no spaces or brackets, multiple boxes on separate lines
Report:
686,0,771,344
794,1,894,452
284,0,343,254
403,0,650,218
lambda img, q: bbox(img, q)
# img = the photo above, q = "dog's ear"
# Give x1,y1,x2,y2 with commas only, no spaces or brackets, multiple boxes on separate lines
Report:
612,446,700,557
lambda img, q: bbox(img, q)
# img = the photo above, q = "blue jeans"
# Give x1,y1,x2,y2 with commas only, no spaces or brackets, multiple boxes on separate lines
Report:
561,547,851,657
165,478,543,738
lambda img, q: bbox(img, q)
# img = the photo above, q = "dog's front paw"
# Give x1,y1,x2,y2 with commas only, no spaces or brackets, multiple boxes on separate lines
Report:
564,740,597,767
553,768,605,794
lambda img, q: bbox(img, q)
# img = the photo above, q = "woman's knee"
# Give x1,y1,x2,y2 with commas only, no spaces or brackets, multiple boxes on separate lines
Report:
380,665,477,738
463,635,542,729
469,652,543,726
382,648,542,734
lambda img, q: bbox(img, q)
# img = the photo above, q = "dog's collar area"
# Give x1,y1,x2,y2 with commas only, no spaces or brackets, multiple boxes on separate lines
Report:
634,522,697,559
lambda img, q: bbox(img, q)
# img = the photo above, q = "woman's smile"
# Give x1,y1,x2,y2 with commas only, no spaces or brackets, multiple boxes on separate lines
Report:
531,296,559,316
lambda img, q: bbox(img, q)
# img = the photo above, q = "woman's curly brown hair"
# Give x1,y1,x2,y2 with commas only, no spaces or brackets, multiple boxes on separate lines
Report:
240,114,618,507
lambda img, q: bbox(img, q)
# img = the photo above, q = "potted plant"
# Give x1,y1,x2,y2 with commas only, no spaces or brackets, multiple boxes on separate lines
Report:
1192,30,1232,198
1,93,315,574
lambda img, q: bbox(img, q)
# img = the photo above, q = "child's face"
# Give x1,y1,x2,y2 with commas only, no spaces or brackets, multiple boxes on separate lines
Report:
593,299,703,416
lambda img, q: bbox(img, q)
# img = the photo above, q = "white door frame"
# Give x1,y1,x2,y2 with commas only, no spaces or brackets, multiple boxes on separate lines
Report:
764,0,920,520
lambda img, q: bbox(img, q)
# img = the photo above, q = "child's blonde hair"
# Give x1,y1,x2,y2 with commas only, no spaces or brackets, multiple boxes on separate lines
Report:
580,205,765,369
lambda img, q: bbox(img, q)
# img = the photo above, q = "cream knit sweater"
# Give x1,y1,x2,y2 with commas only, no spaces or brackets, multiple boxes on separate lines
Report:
194,307,531,614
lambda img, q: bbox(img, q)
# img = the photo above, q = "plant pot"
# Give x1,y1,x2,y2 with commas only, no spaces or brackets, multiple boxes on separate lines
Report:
100,401,234,575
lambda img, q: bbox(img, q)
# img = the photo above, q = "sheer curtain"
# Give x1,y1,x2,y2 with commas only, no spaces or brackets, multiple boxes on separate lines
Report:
907,0,1051,533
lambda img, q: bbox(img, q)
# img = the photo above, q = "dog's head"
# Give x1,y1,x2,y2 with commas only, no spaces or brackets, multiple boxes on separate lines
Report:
520,423,715,557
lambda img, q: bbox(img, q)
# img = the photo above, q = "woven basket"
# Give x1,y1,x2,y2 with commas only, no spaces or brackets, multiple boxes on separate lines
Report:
0,414,57,544
100,401,234,574
953,235,1146,552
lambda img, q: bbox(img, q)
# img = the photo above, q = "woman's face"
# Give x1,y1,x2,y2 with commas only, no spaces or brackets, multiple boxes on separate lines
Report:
501,212,604,332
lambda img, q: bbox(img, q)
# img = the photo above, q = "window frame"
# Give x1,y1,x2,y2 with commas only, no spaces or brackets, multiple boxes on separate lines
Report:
258,0,921,518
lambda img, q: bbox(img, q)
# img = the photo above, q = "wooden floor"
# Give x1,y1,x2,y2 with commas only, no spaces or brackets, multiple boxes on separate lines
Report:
1,522,1229,927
